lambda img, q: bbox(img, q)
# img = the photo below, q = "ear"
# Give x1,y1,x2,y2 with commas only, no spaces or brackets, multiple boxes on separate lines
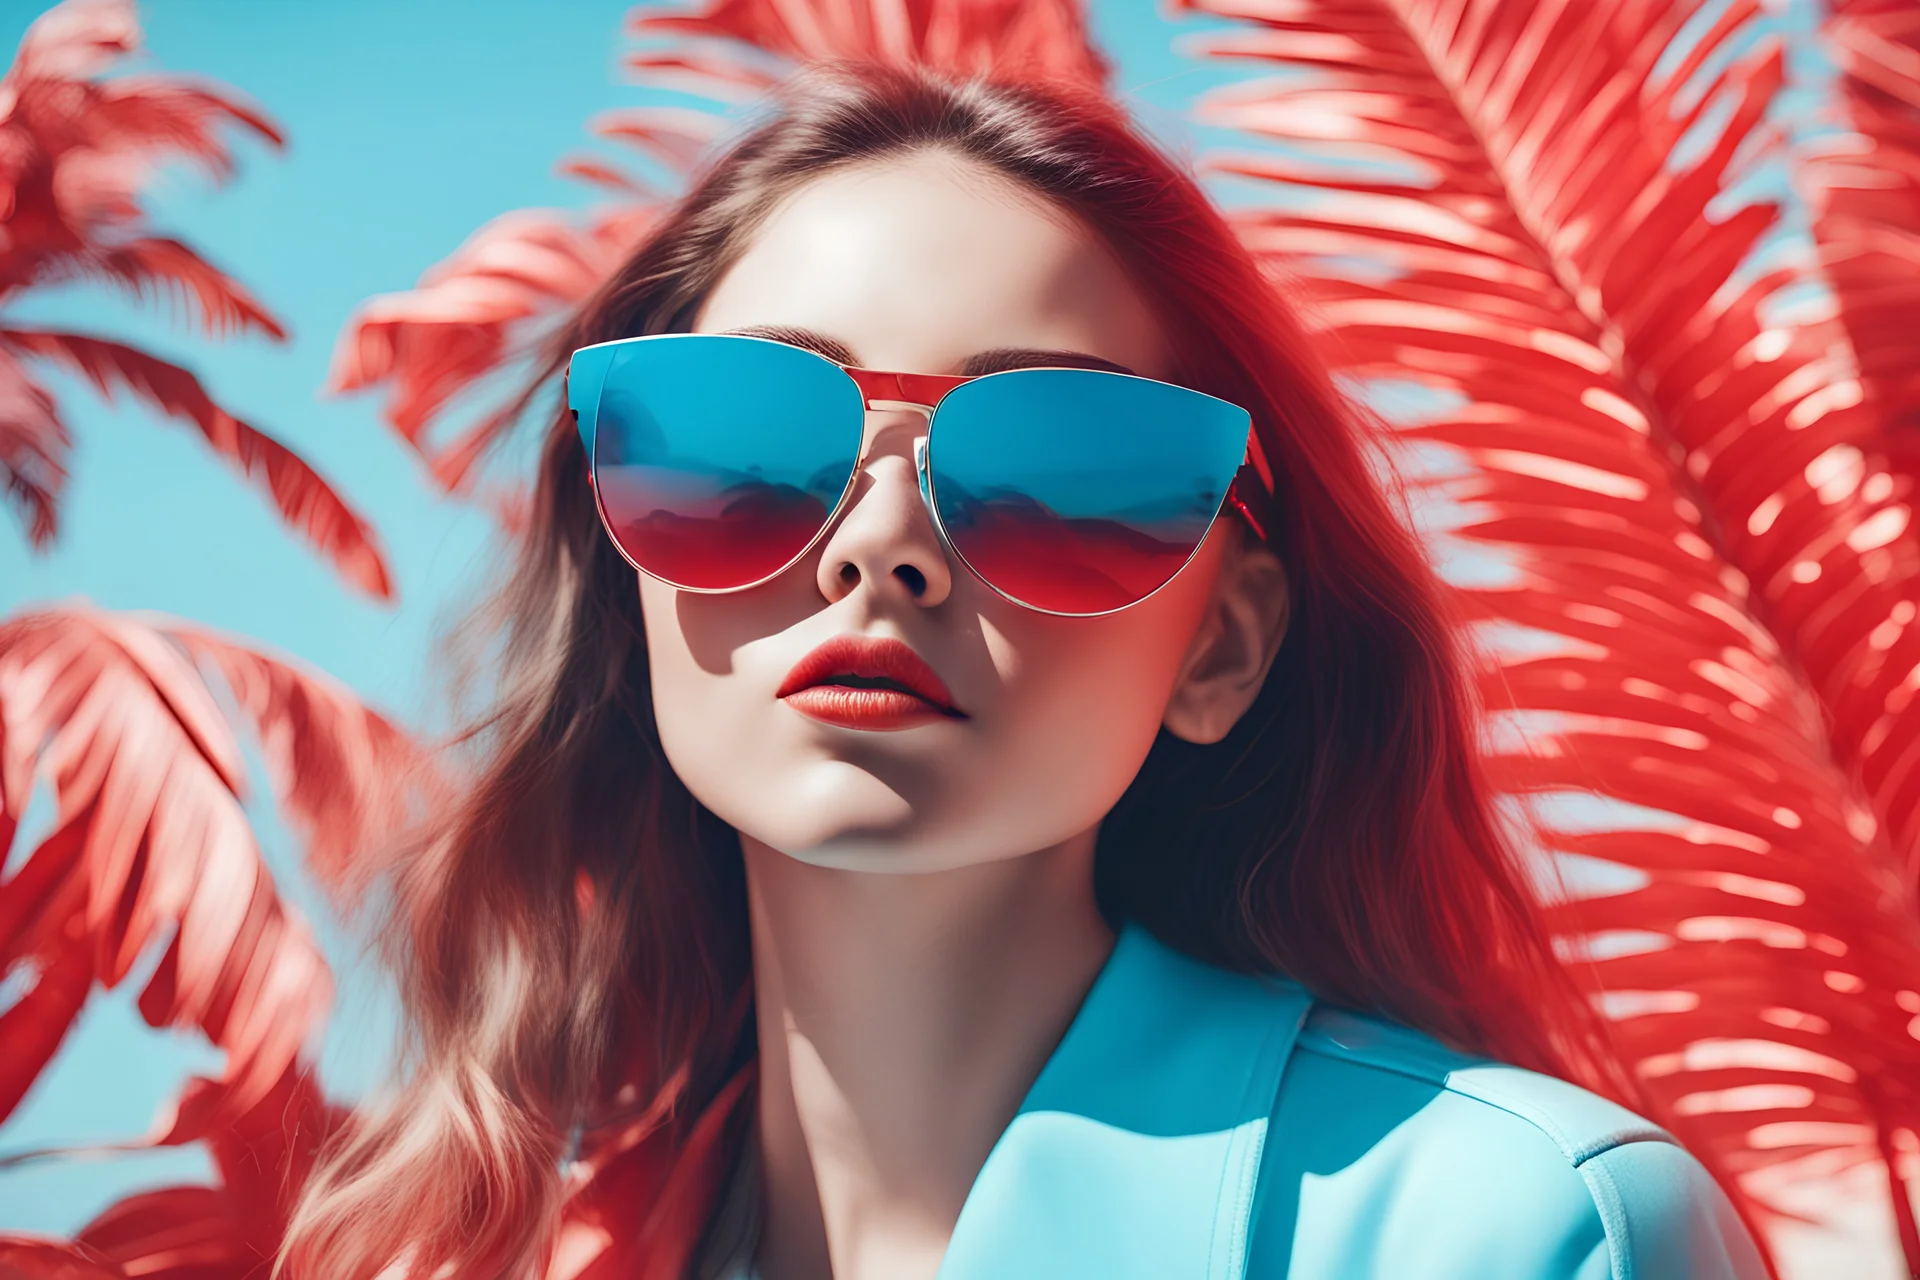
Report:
1162,525,1291,745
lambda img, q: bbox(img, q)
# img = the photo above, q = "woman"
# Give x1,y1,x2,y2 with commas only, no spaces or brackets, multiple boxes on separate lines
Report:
283,64,1768,1280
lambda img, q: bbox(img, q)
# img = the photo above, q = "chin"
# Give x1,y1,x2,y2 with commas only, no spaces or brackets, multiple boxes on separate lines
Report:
747,816,957,874
768,841,965,874
744,806,1030,875
706,761,1110,875
773,841,1038,876
759,811,1087,876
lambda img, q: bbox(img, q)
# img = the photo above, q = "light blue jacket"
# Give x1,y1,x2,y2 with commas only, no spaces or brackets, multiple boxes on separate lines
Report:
938,925,1768,1279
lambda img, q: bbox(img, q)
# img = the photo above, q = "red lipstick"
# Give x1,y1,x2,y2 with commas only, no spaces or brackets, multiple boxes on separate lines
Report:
777,635,966,731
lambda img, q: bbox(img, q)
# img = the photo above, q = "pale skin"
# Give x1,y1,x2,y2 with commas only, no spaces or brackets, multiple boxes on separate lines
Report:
638,150,1292,1280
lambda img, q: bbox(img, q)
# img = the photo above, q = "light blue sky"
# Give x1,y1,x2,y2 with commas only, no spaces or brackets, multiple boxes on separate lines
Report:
0,0,1259,1236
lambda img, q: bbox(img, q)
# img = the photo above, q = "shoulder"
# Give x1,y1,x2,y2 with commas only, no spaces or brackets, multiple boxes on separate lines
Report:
1248,1002,1768,1280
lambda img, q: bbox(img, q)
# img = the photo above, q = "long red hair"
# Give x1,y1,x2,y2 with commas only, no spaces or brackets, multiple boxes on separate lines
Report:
283,63,1630,1279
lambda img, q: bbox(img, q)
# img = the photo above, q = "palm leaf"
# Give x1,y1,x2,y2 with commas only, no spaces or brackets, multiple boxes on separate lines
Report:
0,1,392,602
1814,1,1920,424
74,238,288,342
0,0,283,192
329,0,1103,495
77,73,285,175
0,0,139,93
0,1239,122,1279
1793,0,1920,865
0,2,284,282
168,621,438,896
1174,0,1920,1266
0,606,428,1129
625,0,1109,89
0,348,67,546
0,329,393,601
327,209,651,459
0,1068,342,1280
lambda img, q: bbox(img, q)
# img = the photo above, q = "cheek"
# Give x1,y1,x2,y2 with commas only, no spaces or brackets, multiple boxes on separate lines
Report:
966,557,1219,822
637,577,704,761
635,575,777,794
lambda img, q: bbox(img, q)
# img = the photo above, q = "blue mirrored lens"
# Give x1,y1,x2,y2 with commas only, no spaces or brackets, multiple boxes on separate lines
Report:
582,335,864,589
928,369,1251,614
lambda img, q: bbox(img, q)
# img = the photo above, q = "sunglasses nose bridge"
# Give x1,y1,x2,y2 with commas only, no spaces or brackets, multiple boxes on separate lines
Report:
841,397,950,562
861,397,935,416
850,395,935,484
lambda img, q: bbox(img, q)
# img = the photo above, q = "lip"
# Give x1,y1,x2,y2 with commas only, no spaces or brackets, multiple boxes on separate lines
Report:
777,634,966,731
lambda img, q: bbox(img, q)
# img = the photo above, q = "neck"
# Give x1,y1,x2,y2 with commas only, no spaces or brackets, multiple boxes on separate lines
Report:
741,831,1114,1280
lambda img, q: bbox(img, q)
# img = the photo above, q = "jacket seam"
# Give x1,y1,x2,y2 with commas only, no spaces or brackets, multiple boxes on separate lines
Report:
1293,1032,1460,1089
1447,1073,1675,1167
1212,990,1311,1280
1205,1035,1260,1280
1294,1024,1692,1280
1574,1144,1634,1280
1296,1037,1675,1164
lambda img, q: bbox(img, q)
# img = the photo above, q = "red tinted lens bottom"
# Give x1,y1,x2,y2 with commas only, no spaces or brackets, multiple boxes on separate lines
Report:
597,466,832,590
584,334,866,591
926,369,1250,615
949,500,1198,614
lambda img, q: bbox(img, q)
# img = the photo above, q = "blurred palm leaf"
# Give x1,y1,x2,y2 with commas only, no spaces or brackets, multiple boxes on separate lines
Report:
327,0,1104,500
1173,0,1920,1267
70,1069,341,1280
1811,0,1920,436
0,0,393,598
0,329,395,599
0,605,428,1130
1790,0,1920,869
0,1240,121,1278
326,205,664,505
623,0,1109,90
0,1069,342,1280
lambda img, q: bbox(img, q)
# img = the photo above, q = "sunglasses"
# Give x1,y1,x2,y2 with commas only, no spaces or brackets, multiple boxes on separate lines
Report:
566,333,1267,617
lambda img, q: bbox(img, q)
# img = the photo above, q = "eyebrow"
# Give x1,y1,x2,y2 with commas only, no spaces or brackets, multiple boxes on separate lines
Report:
720,323,1137,378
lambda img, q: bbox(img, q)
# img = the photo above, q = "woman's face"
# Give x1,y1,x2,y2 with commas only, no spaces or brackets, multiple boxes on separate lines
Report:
639,150,1276,873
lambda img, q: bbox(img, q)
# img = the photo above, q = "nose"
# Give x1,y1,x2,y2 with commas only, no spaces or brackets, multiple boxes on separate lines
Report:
813,408,953,609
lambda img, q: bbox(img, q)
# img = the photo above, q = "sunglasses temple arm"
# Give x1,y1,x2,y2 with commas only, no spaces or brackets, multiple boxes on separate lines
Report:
1226,464,1270,544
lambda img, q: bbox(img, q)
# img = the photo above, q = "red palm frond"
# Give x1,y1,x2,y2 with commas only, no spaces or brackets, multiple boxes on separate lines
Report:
0,606,429,1129
0,0,136,91
0,329,392,600
73,72,283,176
0,0,283,284
77,238,287,341
67,1070,340,1280
12,236,285,342
0,347,67,545
331,0,1103,499
1175,0,1920,1265
0,1239,122,1279
584,105,729,178
555,156,661,197
167,622,437,896
1783,2,1920,872
0,1,389,598
70,1190,250,1280
1806,0,1920,438
327,209,650,461
625,0,1108,96
0,1069,343,1280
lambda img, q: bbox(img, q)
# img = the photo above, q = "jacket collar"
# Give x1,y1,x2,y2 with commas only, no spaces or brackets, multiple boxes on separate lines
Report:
939,924,1314,1280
